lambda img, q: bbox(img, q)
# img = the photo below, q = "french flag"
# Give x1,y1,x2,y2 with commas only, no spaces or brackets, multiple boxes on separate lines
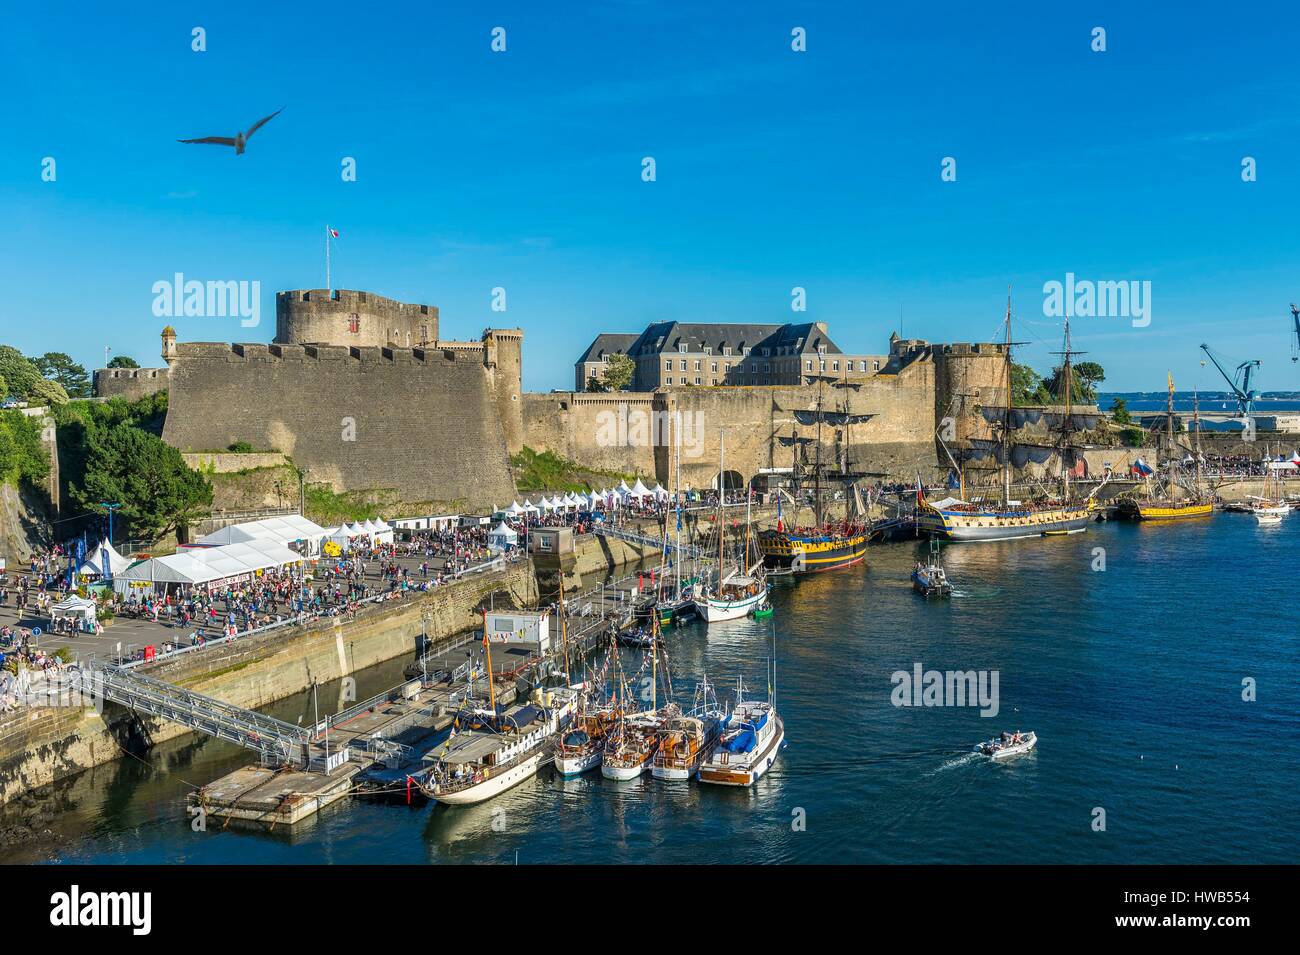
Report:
915,475,925,504
1131,457,1154,476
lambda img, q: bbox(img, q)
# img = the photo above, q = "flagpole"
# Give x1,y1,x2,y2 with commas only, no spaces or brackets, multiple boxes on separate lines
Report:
325,225,331,292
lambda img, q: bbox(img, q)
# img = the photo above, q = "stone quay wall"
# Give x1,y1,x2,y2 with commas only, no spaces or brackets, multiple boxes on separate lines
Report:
0,561,537,807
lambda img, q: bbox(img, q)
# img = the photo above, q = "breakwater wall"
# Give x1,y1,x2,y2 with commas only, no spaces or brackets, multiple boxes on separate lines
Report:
0,562,537,807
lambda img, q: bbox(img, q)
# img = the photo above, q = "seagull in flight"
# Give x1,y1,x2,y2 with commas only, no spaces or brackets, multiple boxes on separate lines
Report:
178,108,283,155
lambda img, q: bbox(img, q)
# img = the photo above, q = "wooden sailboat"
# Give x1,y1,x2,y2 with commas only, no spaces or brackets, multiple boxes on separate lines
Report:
692,430,769,622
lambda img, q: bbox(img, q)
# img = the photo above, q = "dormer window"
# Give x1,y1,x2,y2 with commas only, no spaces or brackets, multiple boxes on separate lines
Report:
723,346,732,356
678,343,687,354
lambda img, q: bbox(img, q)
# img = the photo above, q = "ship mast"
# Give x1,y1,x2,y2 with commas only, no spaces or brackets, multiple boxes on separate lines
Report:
1051,316,1081,499
814,376,824,527
1193,387,1204,496
1166,371,1179,498
1002,291,1013,506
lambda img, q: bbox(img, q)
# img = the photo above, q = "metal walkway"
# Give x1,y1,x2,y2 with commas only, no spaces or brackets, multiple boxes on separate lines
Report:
592,524,709,560
74,665,312,767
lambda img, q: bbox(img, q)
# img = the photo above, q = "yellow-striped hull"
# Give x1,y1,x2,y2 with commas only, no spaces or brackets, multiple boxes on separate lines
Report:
1134,502,1214,521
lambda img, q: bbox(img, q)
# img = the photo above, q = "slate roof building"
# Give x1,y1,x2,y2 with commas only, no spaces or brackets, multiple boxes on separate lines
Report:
576,321,887,391
574,333,640,391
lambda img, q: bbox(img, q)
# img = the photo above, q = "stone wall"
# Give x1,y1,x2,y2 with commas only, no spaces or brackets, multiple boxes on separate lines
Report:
92,367,169,400
522,357,940,488
162,342,517,511
0,561,537,807
181,451,290,473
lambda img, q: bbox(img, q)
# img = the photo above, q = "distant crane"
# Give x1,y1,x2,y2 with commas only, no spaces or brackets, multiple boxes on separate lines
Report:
1290,303,1299,362
1198,343,1261,416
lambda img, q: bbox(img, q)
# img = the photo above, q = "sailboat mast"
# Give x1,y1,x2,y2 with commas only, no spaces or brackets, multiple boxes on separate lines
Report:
815,376,824,526
1193,388,1204,493
718,429,725,578
1002,292,1013,506
481,610,496,714
1060,317,1074,499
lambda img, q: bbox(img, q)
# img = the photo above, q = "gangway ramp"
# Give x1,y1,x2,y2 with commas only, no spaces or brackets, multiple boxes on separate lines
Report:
74,664,312,767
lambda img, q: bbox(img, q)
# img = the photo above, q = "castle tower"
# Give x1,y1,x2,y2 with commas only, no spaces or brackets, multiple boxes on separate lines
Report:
275,289,438,348
161,326,178,367
933,343,1009,446
483,328,524,454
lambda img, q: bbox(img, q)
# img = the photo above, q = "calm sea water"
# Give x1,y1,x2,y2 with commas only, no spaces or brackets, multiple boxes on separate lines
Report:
7,517,1297,865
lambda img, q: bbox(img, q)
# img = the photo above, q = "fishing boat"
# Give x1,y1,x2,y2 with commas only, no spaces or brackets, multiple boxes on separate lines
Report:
975,730,1037,760
920,303,1103,541
651,677,726,781
416,688,579,804
759,374,872,573
1116,380,1215,521
911,540,953,597
697,688,784,786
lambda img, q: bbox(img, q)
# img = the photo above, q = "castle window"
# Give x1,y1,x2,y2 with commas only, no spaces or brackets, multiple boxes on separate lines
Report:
832,360,839,371
694,376,701,385
703,346,712,355
711,361,718,372
723,346,732,356
694,360,701,371
665,360,672,371
680,359,687,371
666,376,673,385
764,364,770,373
806,360,812,370
678,343,687,353
873,359,880,371
348,314,361,334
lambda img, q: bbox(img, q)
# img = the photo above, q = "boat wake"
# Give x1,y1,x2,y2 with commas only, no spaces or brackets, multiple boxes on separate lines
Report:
927,752,981,775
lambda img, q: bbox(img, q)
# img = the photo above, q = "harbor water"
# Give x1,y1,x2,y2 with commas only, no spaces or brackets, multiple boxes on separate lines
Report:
6,516,1296,864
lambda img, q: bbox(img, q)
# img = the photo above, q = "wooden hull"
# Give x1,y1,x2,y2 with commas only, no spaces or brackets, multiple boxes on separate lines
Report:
919,506,1091,542
759,531,868,573
1119,500,1214,521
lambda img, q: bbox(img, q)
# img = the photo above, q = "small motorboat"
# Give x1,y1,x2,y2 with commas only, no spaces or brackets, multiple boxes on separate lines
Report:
975,730,1037,760
911,541,953,598
617,627,654,648
752,603,774,619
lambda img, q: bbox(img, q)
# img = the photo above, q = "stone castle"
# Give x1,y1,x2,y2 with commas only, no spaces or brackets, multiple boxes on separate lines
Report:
94,289,1008,510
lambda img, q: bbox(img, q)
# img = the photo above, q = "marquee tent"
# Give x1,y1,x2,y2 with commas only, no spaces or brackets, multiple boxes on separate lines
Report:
629,479,652,498
51,595,97,626
113,539,305,595
198,514,327,556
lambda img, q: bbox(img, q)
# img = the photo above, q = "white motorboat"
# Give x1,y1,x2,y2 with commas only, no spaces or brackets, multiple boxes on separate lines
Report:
974,730,1037,760
697,677,783,786
1252,501,1288,525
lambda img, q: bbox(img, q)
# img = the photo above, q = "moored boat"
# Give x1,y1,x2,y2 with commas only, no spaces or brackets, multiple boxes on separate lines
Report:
601,711,667,780
911,541,952,597
553,705,616,776
416,688,579,805
697,698,784,786
652,678,725,781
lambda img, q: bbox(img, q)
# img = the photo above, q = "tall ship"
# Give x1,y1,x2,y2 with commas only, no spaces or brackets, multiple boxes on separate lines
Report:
919,299,1102,541
759,373,871,572
1116,378,1214,521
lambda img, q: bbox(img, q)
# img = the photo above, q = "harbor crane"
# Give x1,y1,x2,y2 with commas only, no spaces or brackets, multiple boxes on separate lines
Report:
1198,343,1261,417
1290,303,1299,362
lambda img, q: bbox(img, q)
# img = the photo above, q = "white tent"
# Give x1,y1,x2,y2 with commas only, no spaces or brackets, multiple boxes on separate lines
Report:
651,484,670,500
197,514,327,556
566,492,584,508
81,538,131,579
507,501,524,516
51,595,97,625
629,478,652,498
523,499,540,513
113,540,305,594
617,480,632,497
370,518,395,544
488,521,519,549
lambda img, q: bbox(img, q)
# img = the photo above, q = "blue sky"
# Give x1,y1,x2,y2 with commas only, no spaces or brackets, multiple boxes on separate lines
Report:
4,0,1299,393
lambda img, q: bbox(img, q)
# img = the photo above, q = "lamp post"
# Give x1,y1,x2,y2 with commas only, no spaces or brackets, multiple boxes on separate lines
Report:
101,502,122,546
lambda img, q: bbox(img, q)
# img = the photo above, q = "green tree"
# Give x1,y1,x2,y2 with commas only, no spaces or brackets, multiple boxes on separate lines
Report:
107,355,140,369
71,425,212,542
1109,397,1132,424
585,374,607,393
600,353,635,391
1010,362,1050,406
0,410,48,487
32,352,91,398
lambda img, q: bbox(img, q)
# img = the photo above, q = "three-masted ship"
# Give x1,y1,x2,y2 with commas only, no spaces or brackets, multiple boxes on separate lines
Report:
758,373,871,572
1116,378,1214,521
919,297,1100,541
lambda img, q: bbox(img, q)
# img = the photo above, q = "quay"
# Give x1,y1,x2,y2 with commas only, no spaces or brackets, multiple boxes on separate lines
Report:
177,560,704,827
